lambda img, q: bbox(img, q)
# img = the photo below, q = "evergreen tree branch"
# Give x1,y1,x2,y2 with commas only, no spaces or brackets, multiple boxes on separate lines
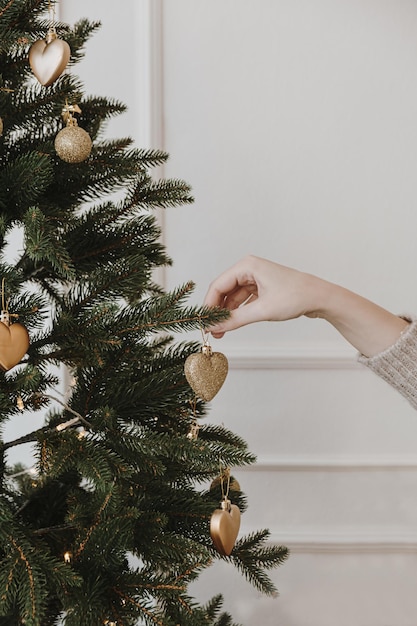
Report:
0,5,287,623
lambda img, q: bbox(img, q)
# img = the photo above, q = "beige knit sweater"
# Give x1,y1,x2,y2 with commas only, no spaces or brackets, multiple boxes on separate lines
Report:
358,318,417,409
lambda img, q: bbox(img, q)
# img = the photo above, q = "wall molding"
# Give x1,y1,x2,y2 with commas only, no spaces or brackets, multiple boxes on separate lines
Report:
240,454,417,472
134,0,163,150
225,345,359,370
240,528,417,553
135,0,166,288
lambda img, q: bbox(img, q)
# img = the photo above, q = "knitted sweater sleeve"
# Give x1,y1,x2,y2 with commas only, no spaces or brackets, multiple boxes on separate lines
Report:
358,317,417,410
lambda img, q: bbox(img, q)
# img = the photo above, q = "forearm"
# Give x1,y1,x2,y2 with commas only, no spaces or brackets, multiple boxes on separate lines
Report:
204,256,410,355
313,278,409,358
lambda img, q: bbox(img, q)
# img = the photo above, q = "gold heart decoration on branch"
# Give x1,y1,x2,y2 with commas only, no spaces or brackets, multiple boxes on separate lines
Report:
184,333,228,402
210,467,241,556
210,499,241,556
0,281,30,372
29,29,70,87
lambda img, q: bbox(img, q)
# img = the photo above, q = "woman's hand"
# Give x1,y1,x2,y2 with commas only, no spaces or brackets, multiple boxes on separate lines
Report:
204,255,325,337
204,255,409,357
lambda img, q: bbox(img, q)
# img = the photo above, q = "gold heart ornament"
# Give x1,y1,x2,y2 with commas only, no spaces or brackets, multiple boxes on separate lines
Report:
29,31,71,87
0,317,30,371
210,498,241,556
184,343,228,401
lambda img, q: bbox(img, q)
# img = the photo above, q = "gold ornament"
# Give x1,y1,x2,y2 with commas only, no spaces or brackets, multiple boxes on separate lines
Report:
55,104,92,163
210,498,241,556
184,338,228,402
29,29,70,87
0,117,3,136
0,310,30,372
55,124,92,163
209,466,241,556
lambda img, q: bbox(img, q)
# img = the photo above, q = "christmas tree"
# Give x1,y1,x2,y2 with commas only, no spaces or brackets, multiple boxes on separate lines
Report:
0,2,288,625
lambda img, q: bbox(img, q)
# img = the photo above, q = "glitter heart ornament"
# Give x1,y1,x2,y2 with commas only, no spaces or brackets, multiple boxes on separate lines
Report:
0,312,30,371
210,498,241,556
184,342,228,401
29,31,70,87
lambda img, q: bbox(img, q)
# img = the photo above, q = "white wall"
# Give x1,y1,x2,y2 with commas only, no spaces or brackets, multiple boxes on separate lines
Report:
15,1,417,624
161,2,417,624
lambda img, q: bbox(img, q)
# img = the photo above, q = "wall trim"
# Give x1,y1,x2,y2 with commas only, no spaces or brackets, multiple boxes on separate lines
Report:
225,345,359,370
240,454,417,472
241,529,417,553
134,0,163,150
135,0,165,288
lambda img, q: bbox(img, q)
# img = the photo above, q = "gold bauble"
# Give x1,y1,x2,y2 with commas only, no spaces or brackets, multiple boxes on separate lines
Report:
0,117,3,136
55,125,92,163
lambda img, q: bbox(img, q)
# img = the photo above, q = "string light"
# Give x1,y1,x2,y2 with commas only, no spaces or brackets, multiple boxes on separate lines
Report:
55,416,81,432
8,466,37,480
63,551,72,563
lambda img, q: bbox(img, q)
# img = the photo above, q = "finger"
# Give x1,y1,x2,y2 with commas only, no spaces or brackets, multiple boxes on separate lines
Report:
204,263,256,308
204,274,240,308
208,298,264,336
222,285,257,311
204,268,258,309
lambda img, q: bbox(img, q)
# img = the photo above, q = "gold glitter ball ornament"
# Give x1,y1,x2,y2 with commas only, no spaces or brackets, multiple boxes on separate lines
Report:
55,123,92,163
184,341,228,402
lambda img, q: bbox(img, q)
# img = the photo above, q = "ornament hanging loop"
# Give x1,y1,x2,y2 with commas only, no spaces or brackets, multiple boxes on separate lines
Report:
201,341,212,357
0,279,21,325
199,320,213,356
220,497,232,512
62,101,82,126
1,278,10,325
220,464,231,501
45,0,58,42
200,322,211,348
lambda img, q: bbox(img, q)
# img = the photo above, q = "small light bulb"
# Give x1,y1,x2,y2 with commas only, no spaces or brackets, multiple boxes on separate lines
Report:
63,551,72,563
77,428,86,439
16,396,24,411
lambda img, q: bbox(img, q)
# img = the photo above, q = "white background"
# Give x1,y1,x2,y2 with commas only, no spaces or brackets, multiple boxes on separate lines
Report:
8,1,417,624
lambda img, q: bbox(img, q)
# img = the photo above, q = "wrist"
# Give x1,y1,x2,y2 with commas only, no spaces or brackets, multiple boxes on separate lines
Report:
307,278,408,356
301,273,336,320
